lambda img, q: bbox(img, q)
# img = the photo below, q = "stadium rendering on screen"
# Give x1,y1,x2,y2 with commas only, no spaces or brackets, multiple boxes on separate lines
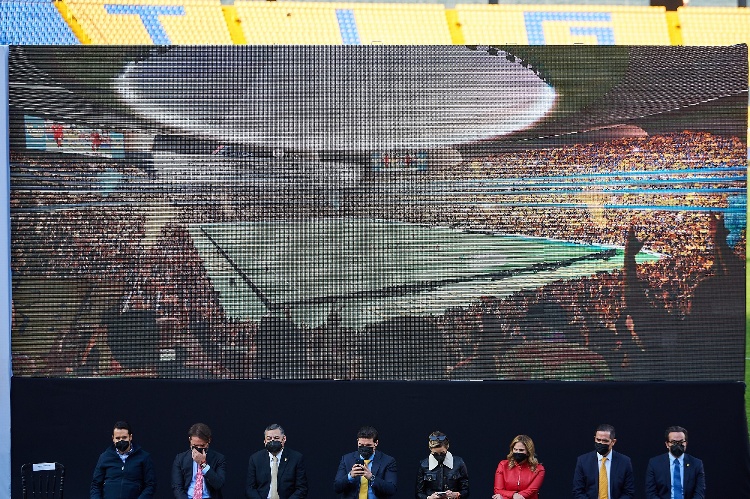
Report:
8,45,747,382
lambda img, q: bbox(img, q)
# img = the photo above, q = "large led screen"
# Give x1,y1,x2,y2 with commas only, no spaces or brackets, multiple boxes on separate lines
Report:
8,45,748,381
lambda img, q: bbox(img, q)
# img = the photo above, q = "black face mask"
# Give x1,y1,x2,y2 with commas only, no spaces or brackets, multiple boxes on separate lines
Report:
513,452,527,463
266,441,283,454
432,453,446,464
669,443,685,458
115,440,130,453
358,446,375,459
595,442,611,456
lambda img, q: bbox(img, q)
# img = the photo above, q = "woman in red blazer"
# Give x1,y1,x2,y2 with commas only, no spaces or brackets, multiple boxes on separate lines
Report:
492,435,545,499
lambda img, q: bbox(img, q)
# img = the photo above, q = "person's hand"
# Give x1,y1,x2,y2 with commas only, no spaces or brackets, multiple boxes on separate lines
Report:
445,491,460,499
625,226,647,259
708,212,729,245
428,494,440,499
362,466,373,481
350,464,366,477
491,494,503,499
512,493,525,499
191,448,206,466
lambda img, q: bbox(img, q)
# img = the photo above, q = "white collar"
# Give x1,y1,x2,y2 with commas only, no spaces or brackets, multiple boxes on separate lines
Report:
429,451,454,470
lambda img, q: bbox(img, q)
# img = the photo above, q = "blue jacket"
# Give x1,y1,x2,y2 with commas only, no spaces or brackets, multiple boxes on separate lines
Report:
334,450,397,499
573,450,634,499
90,443,156,499
645,453,705,499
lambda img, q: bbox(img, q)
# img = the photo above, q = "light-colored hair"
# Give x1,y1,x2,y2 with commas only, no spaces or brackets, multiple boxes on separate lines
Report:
506,434,540,473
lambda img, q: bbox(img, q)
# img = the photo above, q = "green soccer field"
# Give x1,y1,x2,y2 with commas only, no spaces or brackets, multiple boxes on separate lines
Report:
190,218,656,328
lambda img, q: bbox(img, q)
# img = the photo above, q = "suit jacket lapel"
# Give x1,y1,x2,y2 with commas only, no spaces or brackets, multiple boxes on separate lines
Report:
370,451,381,478
664,454,672,488
610,451,618,483
278,452,289,478
682,454,692,490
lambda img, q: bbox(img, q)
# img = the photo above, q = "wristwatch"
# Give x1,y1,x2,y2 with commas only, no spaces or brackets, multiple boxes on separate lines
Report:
367,475,375,484
200,463,207,470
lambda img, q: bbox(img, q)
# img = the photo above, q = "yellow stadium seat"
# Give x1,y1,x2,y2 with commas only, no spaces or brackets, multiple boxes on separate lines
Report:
63,0,233,44
678,6,750,46
454,4,670,45
234,1,452,45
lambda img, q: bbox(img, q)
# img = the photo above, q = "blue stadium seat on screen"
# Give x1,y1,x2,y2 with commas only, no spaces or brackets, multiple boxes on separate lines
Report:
0,0,79,45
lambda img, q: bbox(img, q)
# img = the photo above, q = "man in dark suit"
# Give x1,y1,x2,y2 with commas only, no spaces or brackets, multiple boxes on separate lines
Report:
172,423,226,499
246,424,308,499
645,426,705,499
573,424,634,499
334,426,397,499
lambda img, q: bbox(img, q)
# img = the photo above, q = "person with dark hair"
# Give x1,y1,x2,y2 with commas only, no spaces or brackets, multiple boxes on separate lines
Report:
493,434,544,499
90,421,156,499
246,424,308,499
172,423,227,499
573,424,634,499
645,426,705,499
334,426,397,499
416,431,470,499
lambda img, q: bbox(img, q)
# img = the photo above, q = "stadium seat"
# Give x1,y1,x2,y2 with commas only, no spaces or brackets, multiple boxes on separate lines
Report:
0,0,80,45
62,0,233,44
454,4,670,45
234,1,452,45
678,6,750,46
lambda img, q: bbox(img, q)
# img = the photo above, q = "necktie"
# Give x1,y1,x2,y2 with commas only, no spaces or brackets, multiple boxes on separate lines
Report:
673,459,683,499
193,466,203,499
358,459,372,499
598,457,608,499
271,456,280,499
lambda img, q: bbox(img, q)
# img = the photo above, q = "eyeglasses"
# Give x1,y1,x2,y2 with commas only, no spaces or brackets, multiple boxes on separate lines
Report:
429,435,447,442
668,440,686,446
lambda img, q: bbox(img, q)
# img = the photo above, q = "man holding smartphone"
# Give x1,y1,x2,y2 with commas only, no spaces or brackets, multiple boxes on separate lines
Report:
171,423,227,499
334,426,397,499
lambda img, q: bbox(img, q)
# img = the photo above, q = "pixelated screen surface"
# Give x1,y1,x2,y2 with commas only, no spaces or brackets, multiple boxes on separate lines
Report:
8,45,747,381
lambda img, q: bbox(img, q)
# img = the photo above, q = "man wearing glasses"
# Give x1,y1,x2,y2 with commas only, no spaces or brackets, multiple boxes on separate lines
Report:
645,426,705,499
172,423,227,499
334,426,397,499
573,424,634,499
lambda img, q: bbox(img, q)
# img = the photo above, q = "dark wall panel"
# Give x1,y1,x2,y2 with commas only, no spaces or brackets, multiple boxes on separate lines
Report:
11,378,750,498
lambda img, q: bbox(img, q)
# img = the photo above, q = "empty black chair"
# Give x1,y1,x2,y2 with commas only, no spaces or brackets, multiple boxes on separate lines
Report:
21,462,64,499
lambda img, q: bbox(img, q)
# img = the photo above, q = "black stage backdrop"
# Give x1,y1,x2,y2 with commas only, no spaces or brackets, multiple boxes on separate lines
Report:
11,378,750,498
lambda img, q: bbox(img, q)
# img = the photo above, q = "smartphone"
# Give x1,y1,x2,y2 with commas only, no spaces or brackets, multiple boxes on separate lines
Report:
355,459,365,466
435,492,448,498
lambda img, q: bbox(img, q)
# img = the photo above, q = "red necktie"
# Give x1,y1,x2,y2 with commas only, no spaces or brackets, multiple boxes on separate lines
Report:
193,466,204,499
